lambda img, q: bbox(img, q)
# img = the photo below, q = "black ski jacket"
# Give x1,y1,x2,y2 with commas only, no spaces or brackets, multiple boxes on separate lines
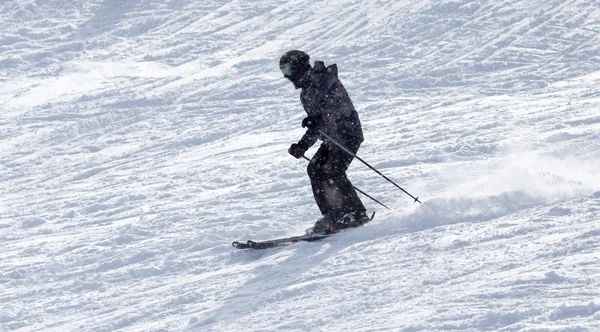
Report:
298,61,363,148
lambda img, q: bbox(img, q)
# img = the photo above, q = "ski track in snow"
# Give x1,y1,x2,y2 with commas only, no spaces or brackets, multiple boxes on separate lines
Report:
1,0,600,331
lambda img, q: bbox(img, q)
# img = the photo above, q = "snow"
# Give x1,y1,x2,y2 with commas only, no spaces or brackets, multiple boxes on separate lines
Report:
1,0,600,331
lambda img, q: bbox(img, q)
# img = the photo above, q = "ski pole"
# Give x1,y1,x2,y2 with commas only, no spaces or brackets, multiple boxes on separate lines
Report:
301,156,391,210
317,130,422,204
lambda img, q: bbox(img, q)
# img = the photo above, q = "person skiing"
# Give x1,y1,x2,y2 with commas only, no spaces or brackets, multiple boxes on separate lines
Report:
279,50,371,233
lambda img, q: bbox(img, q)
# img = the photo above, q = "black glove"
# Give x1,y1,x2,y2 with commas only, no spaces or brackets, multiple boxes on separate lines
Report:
288,141,308,159
301,115,322,129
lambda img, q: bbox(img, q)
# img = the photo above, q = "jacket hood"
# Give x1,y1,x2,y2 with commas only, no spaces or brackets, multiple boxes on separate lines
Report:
313,61,338,78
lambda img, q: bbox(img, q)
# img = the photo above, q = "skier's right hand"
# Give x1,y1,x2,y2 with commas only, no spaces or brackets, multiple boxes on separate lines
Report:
288,141,308,159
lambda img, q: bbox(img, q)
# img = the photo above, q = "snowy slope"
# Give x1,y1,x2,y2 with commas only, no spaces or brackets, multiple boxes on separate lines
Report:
2,0,600,331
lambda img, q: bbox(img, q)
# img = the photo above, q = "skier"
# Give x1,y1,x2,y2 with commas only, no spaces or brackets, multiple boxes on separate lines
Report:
279,50,371,233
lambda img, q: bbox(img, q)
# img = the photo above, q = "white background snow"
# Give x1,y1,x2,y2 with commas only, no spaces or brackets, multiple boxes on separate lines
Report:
2,0,600,331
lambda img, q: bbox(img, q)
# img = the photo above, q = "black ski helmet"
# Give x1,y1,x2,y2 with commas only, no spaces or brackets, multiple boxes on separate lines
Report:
279,50,310,68
279,50,311,88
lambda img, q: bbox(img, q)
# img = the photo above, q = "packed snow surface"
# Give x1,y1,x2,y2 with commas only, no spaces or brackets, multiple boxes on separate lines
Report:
2,0,600,331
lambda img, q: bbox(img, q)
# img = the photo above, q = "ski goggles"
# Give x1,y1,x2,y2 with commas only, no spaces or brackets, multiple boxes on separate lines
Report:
279,63,293,76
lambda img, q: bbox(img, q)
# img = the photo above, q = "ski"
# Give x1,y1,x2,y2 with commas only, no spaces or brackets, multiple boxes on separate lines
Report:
232,233,331,249
232,212,375,250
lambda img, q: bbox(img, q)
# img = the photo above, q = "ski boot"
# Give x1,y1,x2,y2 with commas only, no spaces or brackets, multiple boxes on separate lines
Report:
309,214,337,234
334,210,371,230
355,210,372,225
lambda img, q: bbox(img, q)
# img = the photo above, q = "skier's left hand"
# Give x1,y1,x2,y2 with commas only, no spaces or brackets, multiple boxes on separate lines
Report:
302,115,321,129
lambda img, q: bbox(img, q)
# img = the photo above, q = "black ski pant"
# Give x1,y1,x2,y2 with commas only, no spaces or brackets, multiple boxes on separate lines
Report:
307,135,365,219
